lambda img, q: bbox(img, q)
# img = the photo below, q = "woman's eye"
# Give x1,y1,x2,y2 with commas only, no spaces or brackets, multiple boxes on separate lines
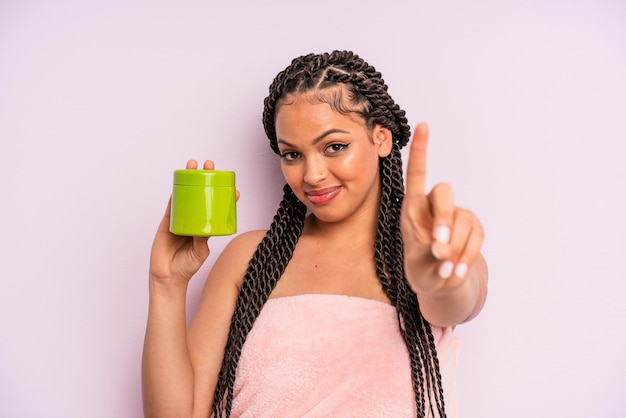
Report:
280,151,300,162
327,143,349,154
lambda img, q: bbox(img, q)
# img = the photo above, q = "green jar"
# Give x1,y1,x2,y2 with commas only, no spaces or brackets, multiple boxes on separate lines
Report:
169,170,237,236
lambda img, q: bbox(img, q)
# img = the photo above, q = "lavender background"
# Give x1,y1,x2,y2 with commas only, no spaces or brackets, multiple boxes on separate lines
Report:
1,1,625,416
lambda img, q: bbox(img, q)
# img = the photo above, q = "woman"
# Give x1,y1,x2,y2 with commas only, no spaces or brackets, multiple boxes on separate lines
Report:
142,50,488,418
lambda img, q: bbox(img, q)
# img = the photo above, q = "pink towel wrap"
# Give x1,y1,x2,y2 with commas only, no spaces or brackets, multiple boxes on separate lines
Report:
230,294,459,417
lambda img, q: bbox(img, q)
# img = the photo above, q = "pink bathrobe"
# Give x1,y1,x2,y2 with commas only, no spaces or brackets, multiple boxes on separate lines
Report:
230,294,459,417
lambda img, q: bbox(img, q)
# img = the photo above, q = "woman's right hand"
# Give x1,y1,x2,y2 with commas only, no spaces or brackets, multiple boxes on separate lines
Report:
148,160,213,286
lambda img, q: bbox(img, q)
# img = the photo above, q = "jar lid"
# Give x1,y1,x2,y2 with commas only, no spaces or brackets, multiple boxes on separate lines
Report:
173,170,235,186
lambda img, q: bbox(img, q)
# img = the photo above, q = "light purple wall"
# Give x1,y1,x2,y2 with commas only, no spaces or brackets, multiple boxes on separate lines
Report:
1,1,625,417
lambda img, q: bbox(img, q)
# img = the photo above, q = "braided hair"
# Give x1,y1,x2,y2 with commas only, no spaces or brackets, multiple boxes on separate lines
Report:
212,50,446,417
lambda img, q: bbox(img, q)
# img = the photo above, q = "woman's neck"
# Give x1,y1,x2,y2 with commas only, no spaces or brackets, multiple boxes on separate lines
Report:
303,207,378,246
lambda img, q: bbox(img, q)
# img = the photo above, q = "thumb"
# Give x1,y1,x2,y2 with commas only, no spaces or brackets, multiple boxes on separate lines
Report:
191,236,210,262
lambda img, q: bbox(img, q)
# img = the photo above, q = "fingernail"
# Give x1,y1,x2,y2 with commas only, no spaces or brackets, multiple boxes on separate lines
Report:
438,261,454,279
431,243,442,260
434,226,450,244
455,263,468,279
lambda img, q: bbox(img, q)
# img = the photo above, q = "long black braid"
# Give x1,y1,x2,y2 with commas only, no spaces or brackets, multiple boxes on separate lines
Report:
212,50,446,417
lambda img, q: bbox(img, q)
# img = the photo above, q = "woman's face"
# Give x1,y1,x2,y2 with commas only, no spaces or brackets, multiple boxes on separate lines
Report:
274,94,391,225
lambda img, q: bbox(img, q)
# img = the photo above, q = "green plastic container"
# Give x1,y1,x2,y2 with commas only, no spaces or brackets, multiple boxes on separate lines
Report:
169,170,237,236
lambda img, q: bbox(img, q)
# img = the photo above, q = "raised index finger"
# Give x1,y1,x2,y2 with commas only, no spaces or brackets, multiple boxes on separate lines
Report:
405,122,429,198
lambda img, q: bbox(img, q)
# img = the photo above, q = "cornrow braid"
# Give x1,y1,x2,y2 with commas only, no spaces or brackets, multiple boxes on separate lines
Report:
213,50,446,417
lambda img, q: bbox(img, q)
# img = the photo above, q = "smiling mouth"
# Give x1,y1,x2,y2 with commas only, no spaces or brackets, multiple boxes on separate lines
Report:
305,186,342,204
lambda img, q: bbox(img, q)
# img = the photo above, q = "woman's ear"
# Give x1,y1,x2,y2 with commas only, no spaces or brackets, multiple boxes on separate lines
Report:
373,125,393,158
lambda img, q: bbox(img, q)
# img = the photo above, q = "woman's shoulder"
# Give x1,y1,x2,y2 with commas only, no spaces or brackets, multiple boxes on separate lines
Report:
206,229,268,292
226,229,267,250
214,229,267,265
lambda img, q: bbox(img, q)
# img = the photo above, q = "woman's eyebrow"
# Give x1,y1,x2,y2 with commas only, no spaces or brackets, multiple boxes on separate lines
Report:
277,128,350,147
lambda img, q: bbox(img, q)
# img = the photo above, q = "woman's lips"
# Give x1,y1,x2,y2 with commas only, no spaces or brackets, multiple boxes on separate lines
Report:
305,186,342,204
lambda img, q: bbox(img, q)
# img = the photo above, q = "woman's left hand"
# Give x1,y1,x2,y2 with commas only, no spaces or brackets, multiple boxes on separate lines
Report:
400,122,484,295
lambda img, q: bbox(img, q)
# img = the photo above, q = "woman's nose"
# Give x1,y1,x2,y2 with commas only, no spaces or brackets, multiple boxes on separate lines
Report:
303,157,327,186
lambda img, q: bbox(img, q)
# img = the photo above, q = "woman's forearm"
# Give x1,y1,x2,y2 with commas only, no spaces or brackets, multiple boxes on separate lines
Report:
142,279,194,418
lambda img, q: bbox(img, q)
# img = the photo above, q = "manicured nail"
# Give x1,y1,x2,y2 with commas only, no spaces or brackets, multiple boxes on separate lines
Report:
438,261,454,279
434,226,450,244
455,263,468,279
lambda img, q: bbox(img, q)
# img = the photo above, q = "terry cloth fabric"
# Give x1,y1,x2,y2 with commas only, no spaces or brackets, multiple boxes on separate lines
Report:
230,294,459,417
